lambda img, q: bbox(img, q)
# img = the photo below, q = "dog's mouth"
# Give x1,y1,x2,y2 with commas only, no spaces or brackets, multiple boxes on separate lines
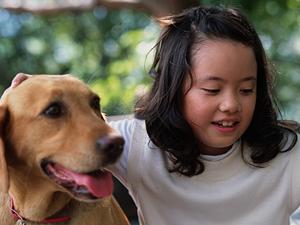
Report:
41,161,113,200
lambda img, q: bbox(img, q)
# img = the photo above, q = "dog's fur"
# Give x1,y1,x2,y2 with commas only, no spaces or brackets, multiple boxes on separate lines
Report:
0,75,129,225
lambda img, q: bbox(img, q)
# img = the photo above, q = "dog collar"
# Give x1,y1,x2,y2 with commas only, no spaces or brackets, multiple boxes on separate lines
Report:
10,197,71,224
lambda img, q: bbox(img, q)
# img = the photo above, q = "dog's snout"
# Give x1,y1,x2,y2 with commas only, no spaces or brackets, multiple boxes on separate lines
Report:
96,135,124,164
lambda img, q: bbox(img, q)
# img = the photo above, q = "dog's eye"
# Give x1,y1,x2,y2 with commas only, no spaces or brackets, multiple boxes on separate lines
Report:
90,97,101,112
43,102,64,118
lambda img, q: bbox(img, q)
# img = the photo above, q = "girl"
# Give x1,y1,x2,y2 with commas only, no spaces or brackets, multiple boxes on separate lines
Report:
9,5,300,225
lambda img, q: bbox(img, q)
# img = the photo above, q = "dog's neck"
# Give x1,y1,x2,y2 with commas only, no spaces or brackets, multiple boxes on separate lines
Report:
9,170,72,222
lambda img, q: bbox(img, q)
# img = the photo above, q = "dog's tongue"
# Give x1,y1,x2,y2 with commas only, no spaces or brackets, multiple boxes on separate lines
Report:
51,164,113,198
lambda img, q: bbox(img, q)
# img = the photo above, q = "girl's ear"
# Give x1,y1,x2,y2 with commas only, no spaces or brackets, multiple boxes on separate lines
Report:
0,105,9,193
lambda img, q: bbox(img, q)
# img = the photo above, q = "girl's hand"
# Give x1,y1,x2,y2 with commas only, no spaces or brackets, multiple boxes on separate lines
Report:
11,73,32,88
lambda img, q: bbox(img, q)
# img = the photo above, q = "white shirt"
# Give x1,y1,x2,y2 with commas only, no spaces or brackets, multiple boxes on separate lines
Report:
109,118,300,225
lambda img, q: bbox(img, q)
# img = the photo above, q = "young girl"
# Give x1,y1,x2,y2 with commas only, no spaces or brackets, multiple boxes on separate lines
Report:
9,5,300,225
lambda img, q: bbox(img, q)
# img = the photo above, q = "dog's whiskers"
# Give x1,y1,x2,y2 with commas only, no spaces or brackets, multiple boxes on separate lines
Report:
86,68,101,85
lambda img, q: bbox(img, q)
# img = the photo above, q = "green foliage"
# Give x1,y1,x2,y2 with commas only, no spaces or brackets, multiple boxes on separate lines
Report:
243,0,300,120
0,8,157,115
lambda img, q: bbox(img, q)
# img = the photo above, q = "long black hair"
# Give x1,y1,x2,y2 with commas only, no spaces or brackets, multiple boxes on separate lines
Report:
135,5,298,176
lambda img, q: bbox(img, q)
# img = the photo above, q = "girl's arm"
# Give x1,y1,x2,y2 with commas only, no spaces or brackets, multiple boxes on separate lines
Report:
107,119,135,186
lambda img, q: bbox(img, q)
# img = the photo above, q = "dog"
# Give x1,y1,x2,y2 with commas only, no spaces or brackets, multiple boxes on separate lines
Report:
0,74,130,225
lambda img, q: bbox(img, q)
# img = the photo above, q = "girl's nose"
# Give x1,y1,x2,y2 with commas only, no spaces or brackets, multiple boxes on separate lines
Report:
219,95,242,113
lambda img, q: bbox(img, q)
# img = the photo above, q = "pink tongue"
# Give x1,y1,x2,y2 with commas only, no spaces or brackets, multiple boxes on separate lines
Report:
51,164,113,198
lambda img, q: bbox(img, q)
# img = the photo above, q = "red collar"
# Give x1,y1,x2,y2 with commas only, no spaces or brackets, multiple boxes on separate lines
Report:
10,197,71,224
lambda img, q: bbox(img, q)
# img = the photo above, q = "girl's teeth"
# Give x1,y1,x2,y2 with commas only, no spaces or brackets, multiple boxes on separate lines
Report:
219,121,234,127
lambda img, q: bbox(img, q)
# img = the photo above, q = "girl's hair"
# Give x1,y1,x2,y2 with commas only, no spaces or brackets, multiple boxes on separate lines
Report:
135,5,299,176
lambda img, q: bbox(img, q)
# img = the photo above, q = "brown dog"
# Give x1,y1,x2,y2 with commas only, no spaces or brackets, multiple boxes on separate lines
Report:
0,75,129,225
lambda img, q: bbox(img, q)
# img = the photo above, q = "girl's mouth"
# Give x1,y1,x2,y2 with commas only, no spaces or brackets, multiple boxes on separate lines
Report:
212,121,239,128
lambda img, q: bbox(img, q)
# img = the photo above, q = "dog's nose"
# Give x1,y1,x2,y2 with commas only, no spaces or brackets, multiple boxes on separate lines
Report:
96,135,124,164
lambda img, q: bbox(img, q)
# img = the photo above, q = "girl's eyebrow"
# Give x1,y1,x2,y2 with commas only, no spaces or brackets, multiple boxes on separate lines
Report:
239,76,257,82
196,75,257,83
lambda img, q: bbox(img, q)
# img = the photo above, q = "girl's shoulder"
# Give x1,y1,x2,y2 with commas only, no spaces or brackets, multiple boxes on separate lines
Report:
277,129,300,163
280,120,300,151
283,128,299,152
245,129,299,166
109,117,146,141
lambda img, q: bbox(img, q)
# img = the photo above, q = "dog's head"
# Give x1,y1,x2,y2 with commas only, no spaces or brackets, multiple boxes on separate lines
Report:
0,74,124,201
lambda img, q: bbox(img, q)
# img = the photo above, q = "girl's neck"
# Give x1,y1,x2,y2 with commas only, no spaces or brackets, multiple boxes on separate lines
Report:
199,144,233,156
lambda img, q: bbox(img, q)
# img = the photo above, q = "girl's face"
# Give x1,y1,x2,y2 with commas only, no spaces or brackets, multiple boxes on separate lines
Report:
182,40,257,155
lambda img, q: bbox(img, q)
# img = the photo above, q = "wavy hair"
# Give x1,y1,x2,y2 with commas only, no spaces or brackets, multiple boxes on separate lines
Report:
135,6,298,176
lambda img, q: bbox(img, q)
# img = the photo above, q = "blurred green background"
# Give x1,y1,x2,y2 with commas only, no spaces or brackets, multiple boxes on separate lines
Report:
0,0,299,121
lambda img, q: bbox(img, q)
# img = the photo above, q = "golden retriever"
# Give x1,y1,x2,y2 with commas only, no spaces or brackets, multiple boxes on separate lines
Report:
0,74,129,225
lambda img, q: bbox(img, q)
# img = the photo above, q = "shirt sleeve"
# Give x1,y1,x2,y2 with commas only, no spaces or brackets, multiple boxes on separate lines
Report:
290,133,300,211
106,119,135,186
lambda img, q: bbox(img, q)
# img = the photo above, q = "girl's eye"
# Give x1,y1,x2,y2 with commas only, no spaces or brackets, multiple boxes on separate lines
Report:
240,88,255,95
201,88,220,94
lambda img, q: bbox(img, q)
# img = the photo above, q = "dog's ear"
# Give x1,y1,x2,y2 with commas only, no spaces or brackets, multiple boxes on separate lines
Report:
0,104,9,193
